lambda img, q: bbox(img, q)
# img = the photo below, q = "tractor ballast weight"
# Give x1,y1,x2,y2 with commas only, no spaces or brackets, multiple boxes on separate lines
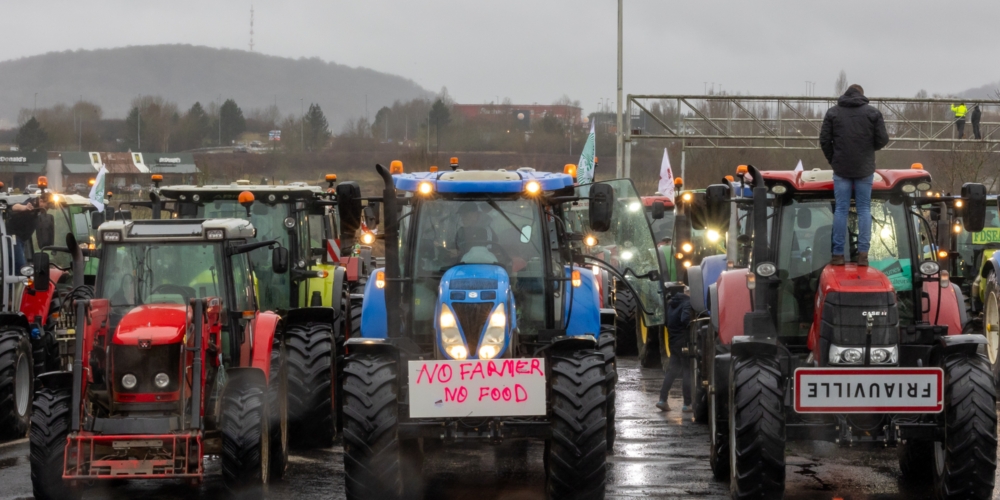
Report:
343,164,663,499
705,166,996,499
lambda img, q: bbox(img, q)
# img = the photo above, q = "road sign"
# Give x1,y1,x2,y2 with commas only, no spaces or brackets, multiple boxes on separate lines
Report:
794,367,943,413
268,130,281,142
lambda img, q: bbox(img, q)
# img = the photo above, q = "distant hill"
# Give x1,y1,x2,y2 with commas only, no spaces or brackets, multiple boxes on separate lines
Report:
957,81,1000,100
0,45,433,129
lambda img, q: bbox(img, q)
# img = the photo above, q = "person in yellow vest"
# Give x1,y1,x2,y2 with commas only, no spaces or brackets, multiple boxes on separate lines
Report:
951,102,968,139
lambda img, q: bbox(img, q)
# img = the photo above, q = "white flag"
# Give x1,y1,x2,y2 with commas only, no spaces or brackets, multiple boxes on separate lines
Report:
794,159,804,172
577,120,597,184
657,148,675,200
89,164,108,213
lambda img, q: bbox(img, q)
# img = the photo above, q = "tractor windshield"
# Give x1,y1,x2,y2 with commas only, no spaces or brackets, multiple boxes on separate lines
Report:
775,196,914,338
198,200,291,311
956,202,1000,281
409,198,549,334
98,242,225,324
648,211,674,242
567,180,665,326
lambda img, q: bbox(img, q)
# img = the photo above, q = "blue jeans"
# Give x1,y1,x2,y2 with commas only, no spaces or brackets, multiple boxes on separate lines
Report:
833,173,873,256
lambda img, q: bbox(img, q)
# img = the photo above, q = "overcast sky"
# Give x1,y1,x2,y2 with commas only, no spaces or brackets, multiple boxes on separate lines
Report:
5,0,997,113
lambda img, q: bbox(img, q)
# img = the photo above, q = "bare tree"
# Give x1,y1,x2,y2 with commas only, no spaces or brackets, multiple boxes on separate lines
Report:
834,70,848,96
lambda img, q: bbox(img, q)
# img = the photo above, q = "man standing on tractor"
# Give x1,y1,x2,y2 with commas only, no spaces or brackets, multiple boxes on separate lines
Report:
819,83,889,266
7,193,50,270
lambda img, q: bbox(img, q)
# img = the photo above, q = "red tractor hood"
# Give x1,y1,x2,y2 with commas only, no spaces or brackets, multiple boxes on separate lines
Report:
112,304,189,346
816,264,894,295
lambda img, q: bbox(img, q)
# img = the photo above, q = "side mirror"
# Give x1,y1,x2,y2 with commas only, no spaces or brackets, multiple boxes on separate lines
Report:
33,252,50,292
337,181,363,236
588,183,614,232
91,211,105,230
651,201,665,220
961,183,987,232
272,246,289,274
35,212,55,249
363,205,378,230
705,184,732,228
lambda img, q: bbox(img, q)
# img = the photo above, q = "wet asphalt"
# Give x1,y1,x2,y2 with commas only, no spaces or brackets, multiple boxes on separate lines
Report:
0,357,996,499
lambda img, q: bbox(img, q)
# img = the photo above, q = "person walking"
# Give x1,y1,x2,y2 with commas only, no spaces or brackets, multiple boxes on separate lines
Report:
656,287,693,412
7,194,50,270
971,104,982,140
951,102,968,139
819,84,889,267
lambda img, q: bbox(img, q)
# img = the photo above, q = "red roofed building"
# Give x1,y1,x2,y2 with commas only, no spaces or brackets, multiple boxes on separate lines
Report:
451,104,584,130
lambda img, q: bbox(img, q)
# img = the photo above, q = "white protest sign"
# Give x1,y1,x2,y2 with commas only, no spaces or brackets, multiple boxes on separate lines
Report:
408,358,547,418
794,367,943,413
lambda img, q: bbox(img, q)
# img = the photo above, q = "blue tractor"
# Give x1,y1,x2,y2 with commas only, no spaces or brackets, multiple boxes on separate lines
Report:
340,164,664,499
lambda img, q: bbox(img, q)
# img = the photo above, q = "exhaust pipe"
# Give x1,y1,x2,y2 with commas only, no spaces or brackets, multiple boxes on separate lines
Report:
376,164,401,339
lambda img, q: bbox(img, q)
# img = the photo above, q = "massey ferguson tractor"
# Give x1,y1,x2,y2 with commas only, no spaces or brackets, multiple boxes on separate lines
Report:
147,177,363,446
701,165,995,500
341,164,664,499
29,214,290,499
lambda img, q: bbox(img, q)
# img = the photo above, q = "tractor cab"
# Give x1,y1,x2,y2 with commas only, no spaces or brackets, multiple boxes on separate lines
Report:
29,217,289,498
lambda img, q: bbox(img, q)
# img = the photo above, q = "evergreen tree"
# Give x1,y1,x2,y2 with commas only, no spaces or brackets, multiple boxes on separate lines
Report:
220,99,246,145
429,99,451,150
305,103,330,149
15,117,48,152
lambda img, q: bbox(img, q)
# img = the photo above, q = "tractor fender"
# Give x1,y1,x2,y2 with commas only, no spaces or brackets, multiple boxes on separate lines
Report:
332,265,347,301
715,269,752,346
19,267,65,327
565,265,601,339
36,371,73,391
714,352,732,411
250,311,281,381
225,366,267,391
0,312,30,332
344,337,397,356
730,335,778,358
549,335,598,353
930,334,987,365
284,306,337,327
922,281,963,335
360,268,387,338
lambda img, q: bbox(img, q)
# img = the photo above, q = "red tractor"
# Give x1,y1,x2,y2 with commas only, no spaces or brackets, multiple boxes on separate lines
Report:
29,212,291,499
704,166,995,499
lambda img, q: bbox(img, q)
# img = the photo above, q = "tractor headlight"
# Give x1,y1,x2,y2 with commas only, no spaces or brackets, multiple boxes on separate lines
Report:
901,184,916,194
122,373,137,389
627,201,641,212
620,250,634,261
919,261,940,276
439,304,466,359
206,229,224,240
829,345,898,365
479,303,506,359
102,231,121,242
870,349,889,364
755,262,776,277
446,345,468,360
681,242,693,253
20,266,33,277
283,217,296,228
840,348,863,364
706,230,720,242
154,372,170,389
916,182,931,192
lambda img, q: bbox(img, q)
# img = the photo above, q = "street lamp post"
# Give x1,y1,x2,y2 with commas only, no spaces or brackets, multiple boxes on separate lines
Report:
615,0,623,178
301,98,304,150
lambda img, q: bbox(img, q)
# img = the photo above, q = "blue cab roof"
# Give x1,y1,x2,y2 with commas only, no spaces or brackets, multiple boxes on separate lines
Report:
394,169,574,194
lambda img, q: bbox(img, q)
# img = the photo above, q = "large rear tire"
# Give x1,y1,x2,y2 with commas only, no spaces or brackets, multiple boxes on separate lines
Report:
932,352,997,499
343,352,401,500
267,339,288,480
708,351,729,481
982,271,1000,382
0,331,33,440
546,349,607,500
285,321,335,447
220,376,270,499
729,355,785,500
614,282,638,356
29,387,79,500
598,329,617,450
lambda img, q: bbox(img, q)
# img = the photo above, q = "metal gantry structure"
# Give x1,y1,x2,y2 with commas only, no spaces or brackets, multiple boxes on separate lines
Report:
622,94,1000,181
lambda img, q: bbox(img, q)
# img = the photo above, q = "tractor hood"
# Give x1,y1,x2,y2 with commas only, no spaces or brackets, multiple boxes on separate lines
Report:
112,304,189,346
437,264,512,360
809,264,900,364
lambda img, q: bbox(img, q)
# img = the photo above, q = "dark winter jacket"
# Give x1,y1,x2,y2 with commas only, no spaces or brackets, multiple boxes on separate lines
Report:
971,105,982,124
6,197,42,241
665,293,692,352
819,88,890,179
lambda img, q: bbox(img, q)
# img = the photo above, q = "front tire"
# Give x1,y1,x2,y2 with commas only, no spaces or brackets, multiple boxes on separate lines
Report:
285,321,335,447
546,349,607,500
0,331,33,440
614,282,638,356
342,352,401,500
729,355,785,500
220,376,270,499
598,329,617,450
933,352,997,499
708,349,729,480
267,339,288,480
29,387,79,500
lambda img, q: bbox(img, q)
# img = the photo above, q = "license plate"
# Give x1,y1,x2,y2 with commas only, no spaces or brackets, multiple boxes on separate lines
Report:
794,367,943,413
408,359,547,418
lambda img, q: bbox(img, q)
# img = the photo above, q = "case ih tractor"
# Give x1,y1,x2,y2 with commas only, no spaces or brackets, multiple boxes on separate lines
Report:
29,215,290,499
342,164,663,499
701,166,994,499
148,178,364,445
0,183,100,440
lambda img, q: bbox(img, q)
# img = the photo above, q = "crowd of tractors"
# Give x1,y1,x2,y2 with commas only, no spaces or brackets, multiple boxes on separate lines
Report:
0,160,996,499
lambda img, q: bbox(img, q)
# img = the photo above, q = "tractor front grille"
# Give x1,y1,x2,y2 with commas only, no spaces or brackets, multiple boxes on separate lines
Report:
450,279,498,290
453,302,494,354
112,344,181,394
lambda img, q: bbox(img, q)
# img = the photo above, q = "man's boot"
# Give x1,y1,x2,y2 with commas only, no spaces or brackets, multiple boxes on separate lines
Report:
831,255,845,266
858,252,869,266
